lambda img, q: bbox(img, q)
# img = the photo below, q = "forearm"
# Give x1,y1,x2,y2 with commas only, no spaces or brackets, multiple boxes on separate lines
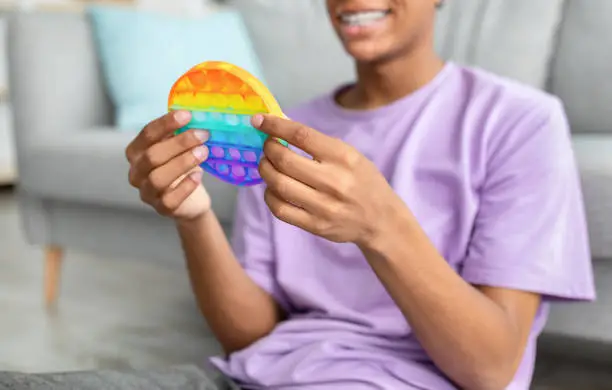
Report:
176,211,284,354
360,213,525,390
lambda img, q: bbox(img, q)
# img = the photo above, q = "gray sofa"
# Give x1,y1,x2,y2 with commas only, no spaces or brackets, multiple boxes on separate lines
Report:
8,0,612,363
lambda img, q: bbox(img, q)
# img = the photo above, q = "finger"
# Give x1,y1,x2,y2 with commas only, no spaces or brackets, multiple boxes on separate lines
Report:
264,187,316,230
155,170,203,216
142,146,209,195
251,114,342,161
263,139,354,197
139,164,200,204
129,129,209,186
262,138,327,187
126,110,192,163
259,157,332,214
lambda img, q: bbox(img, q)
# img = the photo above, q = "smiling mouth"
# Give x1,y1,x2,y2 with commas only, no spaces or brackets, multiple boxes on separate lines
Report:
338,9,391,27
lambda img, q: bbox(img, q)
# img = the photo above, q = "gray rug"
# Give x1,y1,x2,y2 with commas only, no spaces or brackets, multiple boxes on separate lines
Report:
0,365,239,390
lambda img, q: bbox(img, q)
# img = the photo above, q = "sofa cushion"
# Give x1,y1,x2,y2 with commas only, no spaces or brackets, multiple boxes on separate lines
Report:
20,129,238,224
88,6,265,131
434,0,565,88
572,135,612,260
549,0,612,134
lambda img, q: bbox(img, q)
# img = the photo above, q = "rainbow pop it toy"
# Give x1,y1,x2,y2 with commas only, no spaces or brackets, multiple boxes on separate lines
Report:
168,61,287,186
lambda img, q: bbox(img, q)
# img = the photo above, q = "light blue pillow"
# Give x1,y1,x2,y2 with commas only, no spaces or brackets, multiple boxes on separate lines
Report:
87,6,266,131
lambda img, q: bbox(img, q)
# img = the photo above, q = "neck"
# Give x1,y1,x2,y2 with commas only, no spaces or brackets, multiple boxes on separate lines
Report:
339,47,445,110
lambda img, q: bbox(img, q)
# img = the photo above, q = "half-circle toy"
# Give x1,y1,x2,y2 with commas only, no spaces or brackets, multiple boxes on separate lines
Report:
168,61,286,186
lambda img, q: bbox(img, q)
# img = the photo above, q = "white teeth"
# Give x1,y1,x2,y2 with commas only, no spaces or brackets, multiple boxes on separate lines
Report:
340,10,389,26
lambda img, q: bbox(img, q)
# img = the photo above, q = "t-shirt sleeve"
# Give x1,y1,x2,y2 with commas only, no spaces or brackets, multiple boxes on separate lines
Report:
231,185,290,310
460,98,596,301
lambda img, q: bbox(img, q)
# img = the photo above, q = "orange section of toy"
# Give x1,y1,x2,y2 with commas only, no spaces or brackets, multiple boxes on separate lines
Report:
168,61,283,116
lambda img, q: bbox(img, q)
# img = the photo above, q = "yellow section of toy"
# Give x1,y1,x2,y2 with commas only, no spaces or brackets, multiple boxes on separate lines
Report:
168,61,284,117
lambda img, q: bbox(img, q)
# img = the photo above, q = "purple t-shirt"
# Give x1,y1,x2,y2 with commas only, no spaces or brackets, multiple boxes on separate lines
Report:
211,63,595,389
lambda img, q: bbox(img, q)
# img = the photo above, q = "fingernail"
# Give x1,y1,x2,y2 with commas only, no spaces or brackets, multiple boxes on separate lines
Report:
251,114,264,128
174,110,191,124
193,146,208,160
189,170,203,182
193,130,209,142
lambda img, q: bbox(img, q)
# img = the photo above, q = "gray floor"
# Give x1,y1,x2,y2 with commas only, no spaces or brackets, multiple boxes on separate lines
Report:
1,187,611,389
0,187,223,375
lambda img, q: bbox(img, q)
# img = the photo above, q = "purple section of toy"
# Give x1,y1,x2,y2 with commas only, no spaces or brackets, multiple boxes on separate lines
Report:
202,141,264,186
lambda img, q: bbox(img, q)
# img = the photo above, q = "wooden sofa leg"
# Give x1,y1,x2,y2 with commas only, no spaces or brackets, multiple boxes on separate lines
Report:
44,245,64,307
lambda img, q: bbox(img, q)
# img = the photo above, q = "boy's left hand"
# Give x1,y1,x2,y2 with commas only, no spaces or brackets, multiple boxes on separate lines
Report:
252,114,408,247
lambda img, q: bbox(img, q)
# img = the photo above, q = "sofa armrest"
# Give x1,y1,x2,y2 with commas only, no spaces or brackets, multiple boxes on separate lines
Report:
7,11,113,165
22,127,238,225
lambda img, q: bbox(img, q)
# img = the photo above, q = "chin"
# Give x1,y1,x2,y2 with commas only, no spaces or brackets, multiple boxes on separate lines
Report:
343,41,396,64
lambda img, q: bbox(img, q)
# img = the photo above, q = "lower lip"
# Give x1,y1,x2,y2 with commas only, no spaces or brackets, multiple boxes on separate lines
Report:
339,14,390,38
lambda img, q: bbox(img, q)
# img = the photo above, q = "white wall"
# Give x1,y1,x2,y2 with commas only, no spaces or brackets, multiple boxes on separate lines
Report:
0,16,7,87
0,16,16,185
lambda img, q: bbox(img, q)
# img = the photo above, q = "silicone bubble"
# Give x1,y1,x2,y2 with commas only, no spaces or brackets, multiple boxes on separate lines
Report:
168,61,287,186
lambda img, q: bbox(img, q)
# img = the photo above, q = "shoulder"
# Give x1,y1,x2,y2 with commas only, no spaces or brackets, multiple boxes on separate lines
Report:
453,65,571,165
456,64,565,127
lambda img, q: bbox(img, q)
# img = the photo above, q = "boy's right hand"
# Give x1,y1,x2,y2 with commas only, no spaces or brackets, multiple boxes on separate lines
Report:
126,111,212,222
